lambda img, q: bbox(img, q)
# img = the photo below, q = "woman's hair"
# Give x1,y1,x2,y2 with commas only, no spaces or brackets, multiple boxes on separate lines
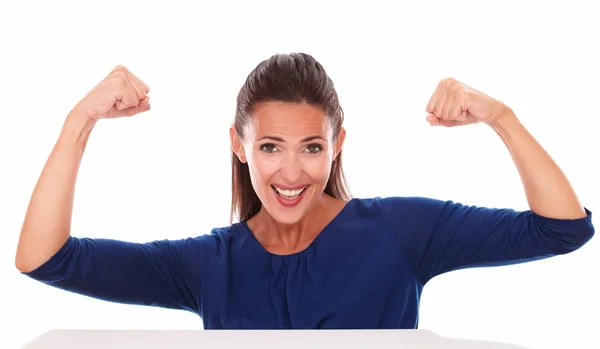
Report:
230,52,351,223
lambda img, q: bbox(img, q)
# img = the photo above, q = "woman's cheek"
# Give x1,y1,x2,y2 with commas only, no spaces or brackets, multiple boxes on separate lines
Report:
301,155,332,181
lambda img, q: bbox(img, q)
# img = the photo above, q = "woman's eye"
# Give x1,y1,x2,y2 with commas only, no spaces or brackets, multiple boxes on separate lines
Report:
305,144,323,153
259,143,278,153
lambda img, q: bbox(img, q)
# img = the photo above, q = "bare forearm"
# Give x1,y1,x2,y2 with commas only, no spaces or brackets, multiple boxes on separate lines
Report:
490,111,586,219
15,112,96,272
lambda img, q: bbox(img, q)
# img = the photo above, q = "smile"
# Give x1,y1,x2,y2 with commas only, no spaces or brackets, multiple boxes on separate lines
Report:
271,185,308,199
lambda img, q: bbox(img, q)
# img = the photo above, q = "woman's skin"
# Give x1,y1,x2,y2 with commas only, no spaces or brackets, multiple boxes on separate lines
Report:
15,66,151,273
230,102,348,255
423,78,586,220
15,68,586,272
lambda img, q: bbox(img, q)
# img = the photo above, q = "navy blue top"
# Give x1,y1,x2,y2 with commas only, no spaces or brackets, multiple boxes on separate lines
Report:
24,196,594,329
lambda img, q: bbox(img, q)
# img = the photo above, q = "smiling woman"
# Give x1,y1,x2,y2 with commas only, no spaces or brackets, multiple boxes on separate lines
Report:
232,101,350,255
15,53,595,330
229,54,350,229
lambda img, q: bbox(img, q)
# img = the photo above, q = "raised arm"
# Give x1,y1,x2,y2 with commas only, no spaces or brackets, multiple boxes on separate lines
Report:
424,78,590,221
15,110,97,273
379,78,594,284
15,66,214,313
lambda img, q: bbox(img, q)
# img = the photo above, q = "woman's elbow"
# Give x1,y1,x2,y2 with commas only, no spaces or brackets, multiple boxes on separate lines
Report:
551,222,595,254
575,223,595,249
15,252,37,274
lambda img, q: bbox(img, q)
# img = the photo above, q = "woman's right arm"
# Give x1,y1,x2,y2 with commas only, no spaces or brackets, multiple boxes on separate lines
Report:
15,109,96,273
15,66,216,313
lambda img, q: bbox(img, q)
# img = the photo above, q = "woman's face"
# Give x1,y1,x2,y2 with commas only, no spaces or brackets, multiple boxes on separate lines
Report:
232,101,345,225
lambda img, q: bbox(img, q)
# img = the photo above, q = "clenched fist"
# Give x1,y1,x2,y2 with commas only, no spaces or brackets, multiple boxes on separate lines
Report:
72,65,151,120
425,78,512,127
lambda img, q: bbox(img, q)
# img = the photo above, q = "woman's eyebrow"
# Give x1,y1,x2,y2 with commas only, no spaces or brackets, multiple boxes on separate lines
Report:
256,135,325,142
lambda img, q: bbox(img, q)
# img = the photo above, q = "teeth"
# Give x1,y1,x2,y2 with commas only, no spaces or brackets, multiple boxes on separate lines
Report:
274,185,306,197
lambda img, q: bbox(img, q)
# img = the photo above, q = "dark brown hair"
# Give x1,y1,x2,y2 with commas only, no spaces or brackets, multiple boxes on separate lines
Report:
230,52,351,223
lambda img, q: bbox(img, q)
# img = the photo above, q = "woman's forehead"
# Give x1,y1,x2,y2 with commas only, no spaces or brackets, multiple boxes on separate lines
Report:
249,102,330,139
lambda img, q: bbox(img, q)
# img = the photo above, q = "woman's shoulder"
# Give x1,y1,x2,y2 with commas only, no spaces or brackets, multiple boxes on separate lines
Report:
337,196,459,232
346,195,448,214
183,223,246,247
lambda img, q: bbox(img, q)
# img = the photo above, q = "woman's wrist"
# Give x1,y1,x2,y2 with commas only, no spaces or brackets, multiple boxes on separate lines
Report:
59,110,97,147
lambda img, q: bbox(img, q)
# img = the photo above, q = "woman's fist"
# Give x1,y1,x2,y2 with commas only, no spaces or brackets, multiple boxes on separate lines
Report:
72,65,151,120
425,78,512,127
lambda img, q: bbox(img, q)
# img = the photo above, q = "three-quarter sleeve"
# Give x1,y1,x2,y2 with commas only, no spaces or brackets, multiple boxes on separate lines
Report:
22,234,220,314
377,196,594,284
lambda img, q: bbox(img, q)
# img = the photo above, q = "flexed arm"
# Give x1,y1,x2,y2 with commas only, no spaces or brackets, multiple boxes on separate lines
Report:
15,65,151,272
425,77,589,220
379,79,594,284
14,67,212,314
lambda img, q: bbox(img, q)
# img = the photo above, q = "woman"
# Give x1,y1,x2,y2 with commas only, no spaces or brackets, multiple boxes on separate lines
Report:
16,53,594,329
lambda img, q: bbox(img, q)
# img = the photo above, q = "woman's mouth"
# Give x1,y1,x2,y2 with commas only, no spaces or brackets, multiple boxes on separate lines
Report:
271,184,309,207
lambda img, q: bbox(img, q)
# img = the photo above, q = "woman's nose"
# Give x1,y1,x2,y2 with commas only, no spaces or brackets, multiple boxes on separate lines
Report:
279,154,302,183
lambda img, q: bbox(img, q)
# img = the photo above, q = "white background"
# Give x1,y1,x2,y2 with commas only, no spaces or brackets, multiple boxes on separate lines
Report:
1,1,598,348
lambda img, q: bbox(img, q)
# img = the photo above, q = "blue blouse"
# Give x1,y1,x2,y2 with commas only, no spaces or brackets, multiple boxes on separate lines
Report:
23,196,594,329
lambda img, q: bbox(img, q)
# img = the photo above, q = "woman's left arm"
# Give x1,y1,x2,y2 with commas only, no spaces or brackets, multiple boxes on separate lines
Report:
489,110,586,219
379,79,595,284
426,78,587,219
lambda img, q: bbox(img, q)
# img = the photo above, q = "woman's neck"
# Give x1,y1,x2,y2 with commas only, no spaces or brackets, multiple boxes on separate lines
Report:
247,194,347,255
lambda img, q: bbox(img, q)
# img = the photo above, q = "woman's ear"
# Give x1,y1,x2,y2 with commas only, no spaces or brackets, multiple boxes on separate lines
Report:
333,127,346,161
230,126,247,163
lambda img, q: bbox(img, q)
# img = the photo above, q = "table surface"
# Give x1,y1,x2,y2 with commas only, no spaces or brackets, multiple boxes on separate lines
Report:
20,329,530,349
